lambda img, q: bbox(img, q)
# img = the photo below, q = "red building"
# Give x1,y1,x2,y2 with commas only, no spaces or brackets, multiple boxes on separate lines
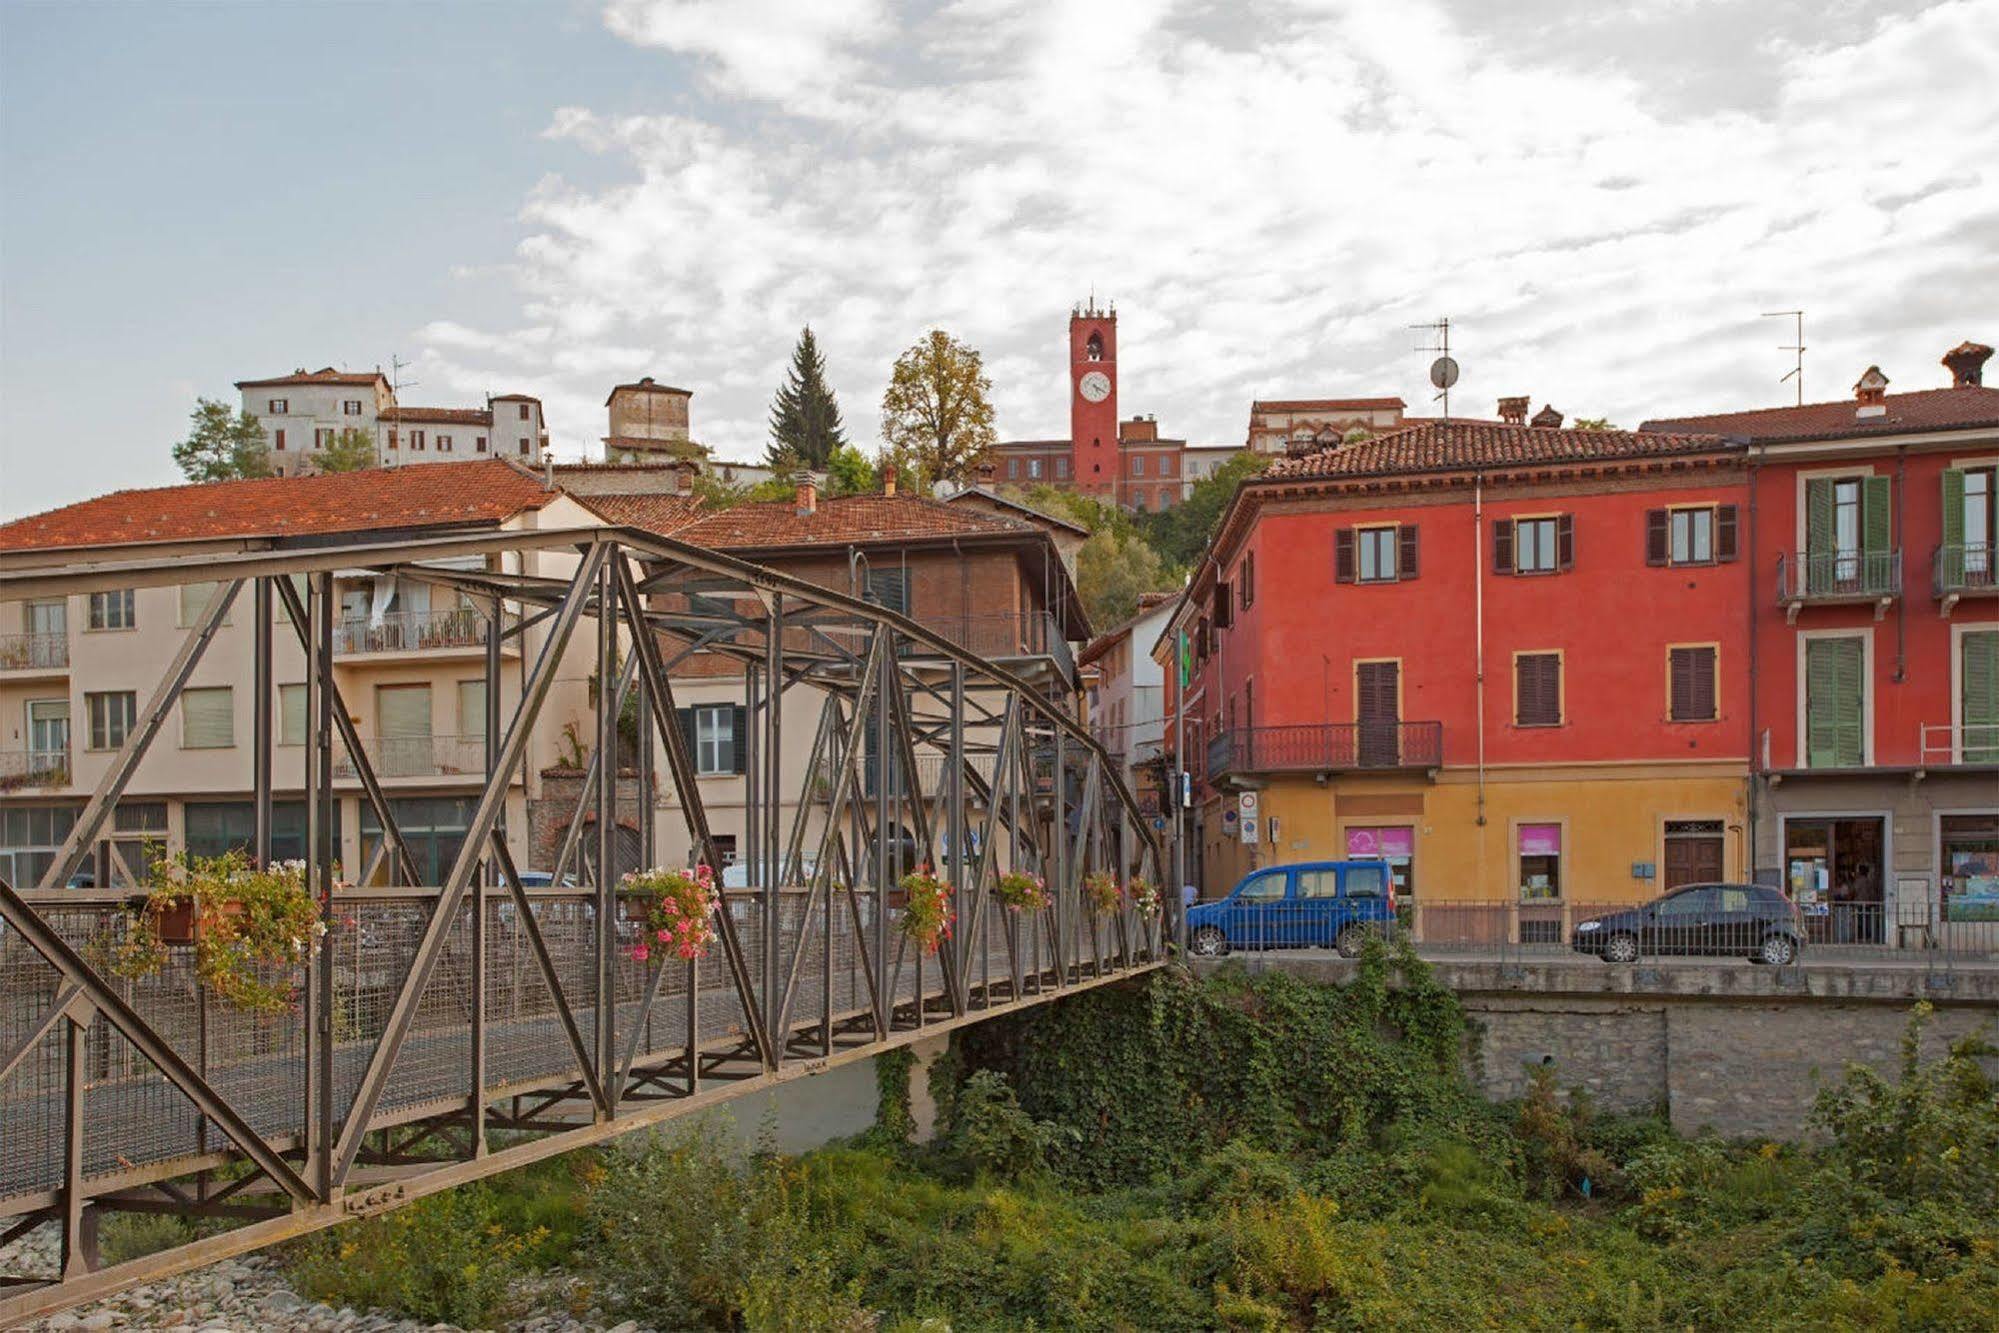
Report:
1644,340,1999,942
1160,411,1751,925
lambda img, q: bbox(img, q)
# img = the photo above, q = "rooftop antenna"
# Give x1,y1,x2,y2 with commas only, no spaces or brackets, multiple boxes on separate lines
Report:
389,353,418,468
1411,317,1457,421
1762,310,1804,406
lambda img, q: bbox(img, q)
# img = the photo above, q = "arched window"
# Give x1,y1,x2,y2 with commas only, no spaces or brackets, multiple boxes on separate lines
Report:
1085,331,1103,361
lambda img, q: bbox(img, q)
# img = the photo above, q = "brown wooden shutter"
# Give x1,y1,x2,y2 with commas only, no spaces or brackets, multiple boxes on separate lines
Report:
1516,653,1561,726
1398,524,1419,579
1334,529,1355,583
1493,520,1514,574
1645,509,1669,565
1670,646,1717,721
1213,580,1233,628
1557,513,1575,570
1715,505,1738,562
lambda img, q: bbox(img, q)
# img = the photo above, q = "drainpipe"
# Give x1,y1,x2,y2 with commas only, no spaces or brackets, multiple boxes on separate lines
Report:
1746,441,1760,883
1473,472,1487,830
1894,446,1907,684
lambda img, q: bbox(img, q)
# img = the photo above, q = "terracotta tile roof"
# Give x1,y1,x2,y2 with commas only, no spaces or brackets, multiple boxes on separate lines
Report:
575,492,706,534
0,459,560,554
672,494,1037,551
604,377,692,404
1252,397,1406,413
941,486,1091,535
489,393,541,402
1262,420,1729,482
1640,387,1999,443
235,367,386,388
394,406,493,426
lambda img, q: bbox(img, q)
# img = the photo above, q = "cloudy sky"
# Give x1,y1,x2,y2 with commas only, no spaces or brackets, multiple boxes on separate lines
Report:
3,0,1994,519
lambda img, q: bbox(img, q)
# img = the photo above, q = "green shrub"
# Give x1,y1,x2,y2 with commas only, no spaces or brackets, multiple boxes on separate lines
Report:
287,1182,541,1325
944,1069,1063,1182
99,1212,195,1266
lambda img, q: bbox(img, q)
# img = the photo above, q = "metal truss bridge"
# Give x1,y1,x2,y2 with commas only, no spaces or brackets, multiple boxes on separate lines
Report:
0,526,1167,1324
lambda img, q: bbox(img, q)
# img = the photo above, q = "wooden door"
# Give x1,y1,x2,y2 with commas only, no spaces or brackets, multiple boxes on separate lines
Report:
1357,662,1400,767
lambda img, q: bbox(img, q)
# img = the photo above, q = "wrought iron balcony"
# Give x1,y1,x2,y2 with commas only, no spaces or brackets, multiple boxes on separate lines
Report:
1918,723,1999,766
1933,543,1997,612
332,734,489,780
333,607,499,655
0,631,69,672
1205,721,1444,781
906,612,1076,683
0,748,69,791
1775,550,1901,621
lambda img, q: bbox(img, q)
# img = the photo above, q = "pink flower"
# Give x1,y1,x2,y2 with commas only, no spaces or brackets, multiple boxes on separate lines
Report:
632,944,651,962
656,928,671,943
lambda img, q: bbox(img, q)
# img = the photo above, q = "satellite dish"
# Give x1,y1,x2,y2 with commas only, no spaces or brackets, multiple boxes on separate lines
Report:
1429,356,1460,390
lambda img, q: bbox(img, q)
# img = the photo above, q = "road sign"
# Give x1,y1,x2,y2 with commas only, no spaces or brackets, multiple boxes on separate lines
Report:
1239,816,1259,843
1238,791,1259,814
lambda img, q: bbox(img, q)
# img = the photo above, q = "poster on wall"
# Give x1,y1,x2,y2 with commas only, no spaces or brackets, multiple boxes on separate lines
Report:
1346,827,1414,859
1947,849,1999,921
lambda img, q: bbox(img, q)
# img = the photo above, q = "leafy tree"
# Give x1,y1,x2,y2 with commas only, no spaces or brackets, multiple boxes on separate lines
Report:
1076,527,1172,628
765,326,847,469
173,398,274,483
1005,483,1126,535
1139,449,1273,570
824,444,878,496
314,426,377,473
879,330,996,486
1571,417,1617,431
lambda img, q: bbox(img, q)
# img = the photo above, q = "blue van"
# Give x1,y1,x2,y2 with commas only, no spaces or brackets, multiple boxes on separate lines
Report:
1185,860,1397,958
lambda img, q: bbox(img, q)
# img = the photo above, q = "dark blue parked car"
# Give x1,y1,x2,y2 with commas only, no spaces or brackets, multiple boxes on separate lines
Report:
1185,861,1397,958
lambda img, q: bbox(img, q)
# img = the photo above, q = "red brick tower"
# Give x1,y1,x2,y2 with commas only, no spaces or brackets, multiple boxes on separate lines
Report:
1070,301,1117,497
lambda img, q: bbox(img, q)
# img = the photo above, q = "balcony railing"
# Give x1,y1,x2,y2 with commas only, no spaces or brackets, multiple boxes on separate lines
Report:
1206,721,1445,781
0,748,69,791
1934,543,1997,606
332,734,488,780
1775,549,1901,615
906,612,1076,682
0,631,69,672
1918,723,1999,766
333,607,499,655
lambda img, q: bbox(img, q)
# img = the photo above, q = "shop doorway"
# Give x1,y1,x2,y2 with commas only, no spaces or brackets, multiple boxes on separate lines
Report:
1783,816,1885,944
1663,819,1725,890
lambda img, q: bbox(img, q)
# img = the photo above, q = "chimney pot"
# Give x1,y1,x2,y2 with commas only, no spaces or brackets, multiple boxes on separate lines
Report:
883,470,897,497
1854,365,1890,410
1498,396,1530,425
796,479,817,515
675,464,694,494
1943,341,1993,389
1530,404,1564,429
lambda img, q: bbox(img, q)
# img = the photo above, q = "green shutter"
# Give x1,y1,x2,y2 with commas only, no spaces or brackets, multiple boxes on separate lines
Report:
1805,638,1864,768
1862,476,1891,554
1964,630,1999,763
1805,478,1834,556
1942,469,1967,589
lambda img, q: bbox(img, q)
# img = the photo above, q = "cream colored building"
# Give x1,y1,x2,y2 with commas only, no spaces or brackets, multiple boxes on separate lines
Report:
235,368,547,476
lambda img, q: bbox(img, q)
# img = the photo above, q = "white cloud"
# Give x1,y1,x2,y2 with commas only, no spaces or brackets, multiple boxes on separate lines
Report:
421,0,1999,462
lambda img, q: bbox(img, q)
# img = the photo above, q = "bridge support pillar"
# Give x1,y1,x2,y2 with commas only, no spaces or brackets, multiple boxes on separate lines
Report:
903,1034,952,1142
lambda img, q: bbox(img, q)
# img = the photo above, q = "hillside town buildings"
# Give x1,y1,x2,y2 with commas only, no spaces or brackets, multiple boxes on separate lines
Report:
236,368,548,475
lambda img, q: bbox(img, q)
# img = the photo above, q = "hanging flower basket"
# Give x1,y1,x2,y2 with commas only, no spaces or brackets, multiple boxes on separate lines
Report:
994,871,1050,914
1082,870,1124,917
897,864,954,955
103,852,323,1015
620,864,719,964
1128,878,1162,920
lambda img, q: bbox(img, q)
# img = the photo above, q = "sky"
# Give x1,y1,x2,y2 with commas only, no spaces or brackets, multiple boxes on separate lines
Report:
2,0,1995,520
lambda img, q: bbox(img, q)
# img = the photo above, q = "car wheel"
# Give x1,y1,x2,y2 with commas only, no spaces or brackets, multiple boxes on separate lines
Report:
1603,932,1639,965
1759,933,1798,966
1335,924,1373,958
1190,926,1229,958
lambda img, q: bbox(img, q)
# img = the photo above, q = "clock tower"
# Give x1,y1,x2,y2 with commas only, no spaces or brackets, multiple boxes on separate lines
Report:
1070,300,1117,496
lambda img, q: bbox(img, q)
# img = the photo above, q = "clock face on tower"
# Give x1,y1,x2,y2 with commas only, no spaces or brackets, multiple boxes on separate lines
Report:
1078,370,1112,403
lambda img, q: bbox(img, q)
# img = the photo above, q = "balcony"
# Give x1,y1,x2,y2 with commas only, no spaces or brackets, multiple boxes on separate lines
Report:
332,734,489,781
0,748,69,792
1918,723,1999,767
1933,543,1997,615
333,607,503,656
1205,721,1445,782
906,612,1076,684
1775,550,1901,623
0,631,69,676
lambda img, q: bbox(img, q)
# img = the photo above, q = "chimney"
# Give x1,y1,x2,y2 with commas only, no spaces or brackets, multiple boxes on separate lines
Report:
1943,341,1992,388
674,463,694,495
1531,404,1564,429
542,457,555,489
796,478,817,516
975,460,997,484
1854,366,1890,417
1497,396,1529,425
883,470,897,498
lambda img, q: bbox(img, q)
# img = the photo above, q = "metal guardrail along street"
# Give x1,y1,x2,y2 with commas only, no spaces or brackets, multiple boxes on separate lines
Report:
1206,721,1445,780
0,528,1167,1324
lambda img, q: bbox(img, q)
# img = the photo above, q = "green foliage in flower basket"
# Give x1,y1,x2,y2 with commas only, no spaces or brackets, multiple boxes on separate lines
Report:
621,864,719,963
104,851,323,1015
994,870,1050,913
1081,870,1124,916
898,864,955,954
1128,877,1161,919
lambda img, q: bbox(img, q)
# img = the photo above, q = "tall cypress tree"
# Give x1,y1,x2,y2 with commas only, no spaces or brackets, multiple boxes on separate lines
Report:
766,326,847,468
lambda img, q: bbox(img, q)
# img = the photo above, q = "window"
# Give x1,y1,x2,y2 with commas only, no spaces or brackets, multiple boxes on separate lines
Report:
1007,458,1020,479
518,403,531,420
409,430,425,451
1514,652,1562,727
437,434,453,452
1518,823,1561,900
685,704,742,776
279,683,307,746
1056,457,1069,478
27,598,66,641
1496,515,1572,574
476,436,488,453
1297,868,1339,899
343,399,362,415
377,683,434,778
1801,476,1887,590
1941,814,1999,921
87,589,135,631
1804,635,1865,767
1944,466,1997,584
1335,525,1418,584
86,691,136,750
0,805,80,888
1343,864,1387,898
1345,826,1414,899
518,438,530,454
1237,869,1286,901
268,398,288,413
178,581,225,627
1962,629,1998,762
187,800,337,864
1132,455,1146,477
1669,646,1718,722
359,797,469,885
1028,458,1042,478
1645,504,1738,566
274,428,286,451
458,679,488,742
181,687,233,749
1161,454,1175,476
1241,551,1255,609
864,569,909,615
26,699,68,773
